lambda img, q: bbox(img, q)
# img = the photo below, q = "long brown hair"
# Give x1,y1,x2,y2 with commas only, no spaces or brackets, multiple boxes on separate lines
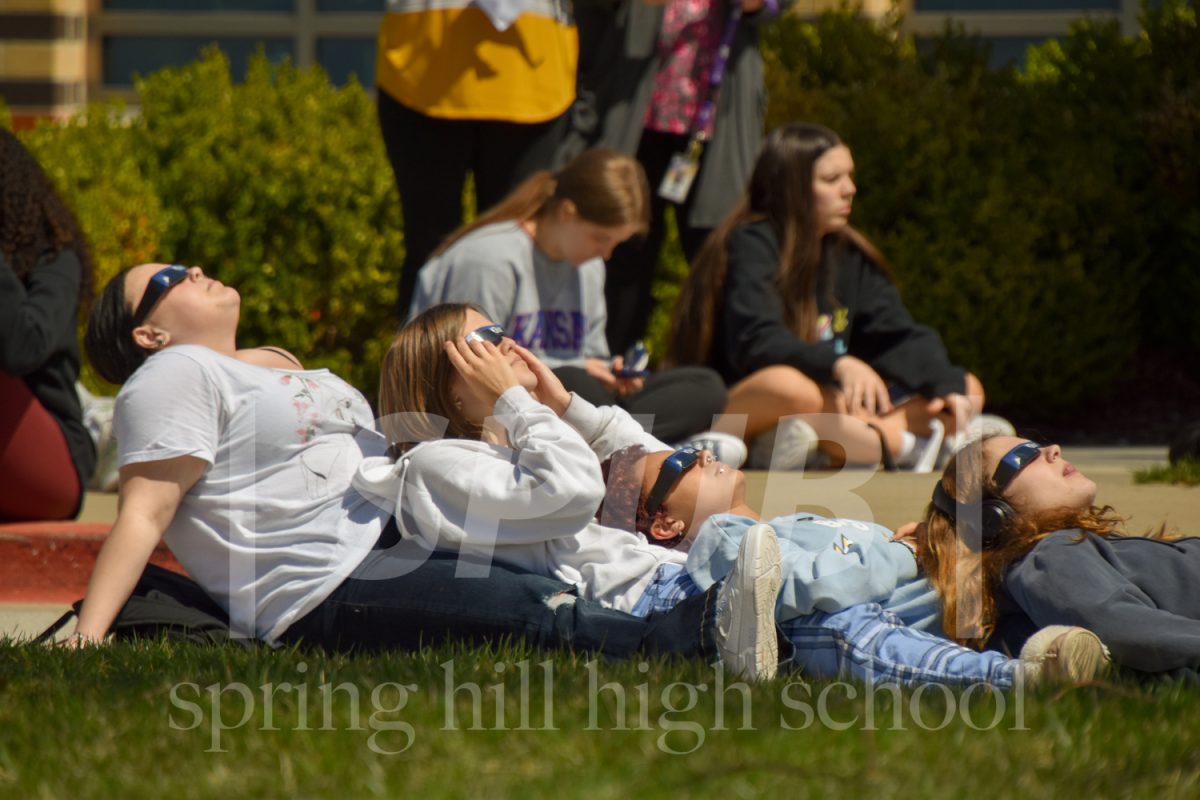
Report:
667,122,888,367
432,147,650,257
378,303,485,454
916,436,1125,648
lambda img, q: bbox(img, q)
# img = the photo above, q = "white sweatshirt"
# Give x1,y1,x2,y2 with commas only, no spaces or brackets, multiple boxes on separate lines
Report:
353,387,684,613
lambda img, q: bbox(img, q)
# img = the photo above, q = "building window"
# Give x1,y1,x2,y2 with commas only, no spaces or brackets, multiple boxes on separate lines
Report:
315,0,385,10
316,37,376,87
102,0,295,10
102,36,294,86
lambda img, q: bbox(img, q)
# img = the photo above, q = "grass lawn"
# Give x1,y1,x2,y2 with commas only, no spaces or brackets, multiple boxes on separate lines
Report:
1134,460,1200,487
3,640,1200,799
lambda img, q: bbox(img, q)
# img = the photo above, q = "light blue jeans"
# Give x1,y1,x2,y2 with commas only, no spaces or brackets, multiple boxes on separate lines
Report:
634,564,1018,689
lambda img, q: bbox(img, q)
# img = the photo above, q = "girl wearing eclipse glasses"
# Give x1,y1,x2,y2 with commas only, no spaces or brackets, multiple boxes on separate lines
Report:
369,302,1108,688
69,265,770,671
917,436,1200,676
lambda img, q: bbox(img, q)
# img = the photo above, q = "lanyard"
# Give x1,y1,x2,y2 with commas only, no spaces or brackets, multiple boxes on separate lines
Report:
657,2,744,204
691,3,743,144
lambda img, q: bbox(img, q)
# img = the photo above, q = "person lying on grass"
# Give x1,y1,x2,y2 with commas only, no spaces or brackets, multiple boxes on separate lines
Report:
67,263,777,677
364,302,1108,687
915,435,1200,676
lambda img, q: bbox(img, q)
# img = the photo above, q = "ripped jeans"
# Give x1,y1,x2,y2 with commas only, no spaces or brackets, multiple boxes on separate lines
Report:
281,539,724,661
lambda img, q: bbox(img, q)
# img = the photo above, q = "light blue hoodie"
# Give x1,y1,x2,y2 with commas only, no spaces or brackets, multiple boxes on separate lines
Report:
687,512,942,632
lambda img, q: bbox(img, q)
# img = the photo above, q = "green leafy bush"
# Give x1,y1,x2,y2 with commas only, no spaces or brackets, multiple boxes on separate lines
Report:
16,102,165,391
751,5,1200,411
131,52,402,395
8,50,402,399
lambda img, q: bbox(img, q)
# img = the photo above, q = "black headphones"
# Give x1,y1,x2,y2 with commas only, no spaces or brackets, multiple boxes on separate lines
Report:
930,482,1013,550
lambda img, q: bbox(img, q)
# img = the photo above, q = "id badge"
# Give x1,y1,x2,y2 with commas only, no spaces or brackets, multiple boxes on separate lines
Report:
658,151,700,203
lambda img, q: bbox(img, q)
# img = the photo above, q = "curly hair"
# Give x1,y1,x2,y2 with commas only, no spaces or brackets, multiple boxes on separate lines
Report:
916,435,1126,648
0,129,94,312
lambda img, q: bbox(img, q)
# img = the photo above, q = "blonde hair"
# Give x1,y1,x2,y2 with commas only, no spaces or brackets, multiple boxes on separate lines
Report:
433,147,650,257
916,436,1126,647
378,303,484,454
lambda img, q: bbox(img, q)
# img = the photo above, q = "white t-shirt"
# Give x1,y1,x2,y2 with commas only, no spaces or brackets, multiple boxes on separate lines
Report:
115,345,388,642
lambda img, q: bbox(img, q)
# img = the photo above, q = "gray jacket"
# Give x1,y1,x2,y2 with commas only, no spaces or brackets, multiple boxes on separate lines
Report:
568,0,784,229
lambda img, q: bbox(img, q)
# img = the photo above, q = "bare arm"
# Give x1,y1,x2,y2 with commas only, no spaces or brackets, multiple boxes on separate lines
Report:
72,456,208,642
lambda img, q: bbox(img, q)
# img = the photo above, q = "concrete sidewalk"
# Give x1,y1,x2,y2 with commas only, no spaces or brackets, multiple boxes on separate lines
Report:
745,446,1194,531
3,446,1194,642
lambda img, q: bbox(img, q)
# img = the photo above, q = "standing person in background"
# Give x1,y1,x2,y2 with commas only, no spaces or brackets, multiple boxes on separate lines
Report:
576,0,783,355
669,122,1000,472
376,0,578,317
0,129,96,521
410,147,736,454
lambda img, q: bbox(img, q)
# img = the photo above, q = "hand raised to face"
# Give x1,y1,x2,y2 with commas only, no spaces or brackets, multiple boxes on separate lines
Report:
444,336,524,416
510,342,572,416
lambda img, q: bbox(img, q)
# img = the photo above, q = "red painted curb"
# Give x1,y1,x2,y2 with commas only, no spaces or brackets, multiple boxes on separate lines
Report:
0,523,183,604
0,521,113,539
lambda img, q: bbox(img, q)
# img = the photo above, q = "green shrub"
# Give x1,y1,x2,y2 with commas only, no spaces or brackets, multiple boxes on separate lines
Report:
13,102,164,392
130,50,403,398
10,50,402,399
745,2,1198,412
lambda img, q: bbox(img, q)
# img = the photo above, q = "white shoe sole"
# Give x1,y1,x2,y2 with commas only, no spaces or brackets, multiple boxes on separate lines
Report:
747,419,818,471
910,418,946,474
717,523,783,681
1021,624,1111,685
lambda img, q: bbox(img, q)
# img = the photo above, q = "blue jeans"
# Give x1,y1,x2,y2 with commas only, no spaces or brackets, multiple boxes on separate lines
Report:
637,564,1017,688
281,544,722,661
781,604,1017,689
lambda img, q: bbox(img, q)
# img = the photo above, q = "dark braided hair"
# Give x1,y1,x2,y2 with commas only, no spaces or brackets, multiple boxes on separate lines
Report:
0,128,95,312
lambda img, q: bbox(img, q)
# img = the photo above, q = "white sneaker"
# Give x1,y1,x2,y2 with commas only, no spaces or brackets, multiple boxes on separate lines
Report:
897,418,945,473
969,413,1016,438
936,414,1017,468
77,382,118,491
714,523,783,681
747,418,818,470
677,431,748,469
1019,625,1111,687
937,431,965,468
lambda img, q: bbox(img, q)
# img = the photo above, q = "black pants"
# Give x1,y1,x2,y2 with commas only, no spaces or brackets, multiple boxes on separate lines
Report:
378,90,569,318
604,129,714,354
553,364,727,443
